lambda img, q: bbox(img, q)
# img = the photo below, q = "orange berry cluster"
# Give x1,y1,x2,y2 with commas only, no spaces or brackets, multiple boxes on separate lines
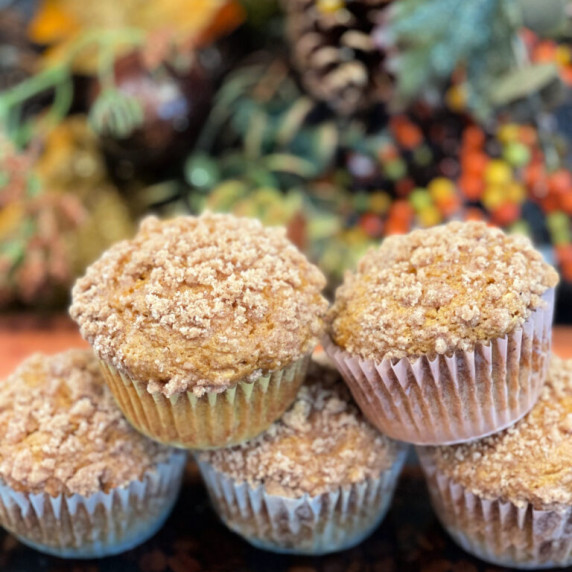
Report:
342,109,571,280
524,29,572,86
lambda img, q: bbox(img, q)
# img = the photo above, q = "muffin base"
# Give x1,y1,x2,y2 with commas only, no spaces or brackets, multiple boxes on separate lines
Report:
325,289,554,445
100,355,310,450
418,448,572,569
196,447,407,555
0,451,186,558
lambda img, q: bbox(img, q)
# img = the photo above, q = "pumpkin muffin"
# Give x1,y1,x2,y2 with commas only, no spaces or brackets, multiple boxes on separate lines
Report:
325,221,558,445
0,350,186,558
419,356,572,569
196,359,407,555
70,213,328,449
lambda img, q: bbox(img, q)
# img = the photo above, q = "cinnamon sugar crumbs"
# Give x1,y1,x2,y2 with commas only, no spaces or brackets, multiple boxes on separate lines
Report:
429,356,572,511
198,360,403,498
328,221,559,361
70,213,328,398
0,350,173,497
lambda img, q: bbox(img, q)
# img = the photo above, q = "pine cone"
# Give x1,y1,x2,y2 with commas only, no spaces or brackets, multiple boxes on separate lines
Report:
284,0,394,116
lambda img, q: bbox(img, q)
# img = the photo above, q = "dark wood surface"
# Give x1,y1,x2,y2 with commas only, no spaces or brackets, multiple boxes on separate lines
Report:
0,461,519,572
0,315,571,571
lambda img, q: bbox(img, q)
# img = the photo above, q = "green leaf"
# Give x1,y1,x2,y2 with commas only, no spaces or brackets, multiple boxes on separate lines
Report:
491,63,561,105
517,0,568,36
312,122,339,170
138,181,181,205
276,97,315,146
238,0,279,27
244,110,269,158
0,240,26,262
263,154,318,178
388,0,523,118
89,89,144,139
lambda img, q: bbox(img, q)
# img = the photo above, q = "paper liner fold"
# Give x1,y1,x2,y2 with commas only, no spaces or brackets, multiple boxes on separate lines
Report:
196,447,407,555
100,355,310,450
0,451,186,558
418,448,572,569
325,289,554,445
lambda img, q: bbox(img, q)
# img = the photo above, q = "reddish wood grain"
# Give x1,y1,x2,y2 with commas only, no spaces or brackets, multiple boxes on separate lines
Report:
0,315,569,379
0,315,88,378
554,325,572,359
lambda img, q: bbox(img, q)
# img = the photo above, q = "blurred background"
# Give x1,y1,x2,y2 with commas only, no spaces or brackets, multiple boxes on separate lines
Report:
1,0,572,321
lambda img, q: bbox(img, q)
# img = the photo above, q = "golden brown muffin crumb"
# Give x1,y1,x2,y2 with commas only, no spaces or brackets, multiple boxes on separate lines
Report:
429,356,572,510
198,360,402,498
0,350,173,497
70,213,328,397
329,221,559,361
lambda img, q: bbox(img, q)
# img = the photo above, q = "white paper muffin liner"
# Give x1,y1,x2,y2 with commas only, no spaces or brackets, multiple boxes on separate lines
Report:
196,446,407,555
325,288,555,445
418,448,572,569
0,451,186,558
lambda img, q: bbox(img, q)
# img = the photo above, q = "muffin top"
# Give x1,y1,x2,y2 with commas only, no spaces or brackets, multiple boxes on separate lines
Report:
328,221,558,361
429,356,572,511
198,359,403,498
0,350,174,497
70,213,328,398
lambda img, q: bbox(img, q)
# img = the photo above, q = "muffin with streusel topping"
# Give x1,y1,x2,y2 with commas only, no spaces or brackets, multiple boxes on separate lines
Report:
325,221,559,445
70,213,328,449
196,359,407,554
0,350,185,558
419,356,572,569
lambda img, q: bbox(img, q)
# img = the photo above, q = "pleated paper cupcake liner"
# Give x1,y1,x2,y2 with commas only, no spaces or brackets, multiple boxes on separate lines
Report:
325,288,554,445
196,447,408,555
0,451,186,559
99,355,310,450
418,448,572,569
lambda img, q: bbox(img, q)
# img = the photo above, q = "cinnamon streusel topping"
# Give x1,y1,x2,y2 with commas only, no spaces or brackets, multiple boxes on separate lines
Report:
329,221,558,361
0,350,173,497
198,361,402,498
429,356,572,510
70,213,328,397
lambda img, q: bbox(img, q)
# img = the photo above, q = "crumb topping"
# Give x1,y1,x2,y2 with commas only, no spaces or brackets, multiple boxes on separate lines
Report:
429,356,572,510
0,350,173,497
198,360,402,498
70,213,328,397
328,221,559,361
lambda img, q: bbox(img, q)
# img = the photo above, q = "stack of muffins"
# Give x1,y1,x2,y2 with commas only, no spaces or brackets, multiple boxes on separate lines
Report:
68,213,407,556
325,221,566,568
0,212,568,568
